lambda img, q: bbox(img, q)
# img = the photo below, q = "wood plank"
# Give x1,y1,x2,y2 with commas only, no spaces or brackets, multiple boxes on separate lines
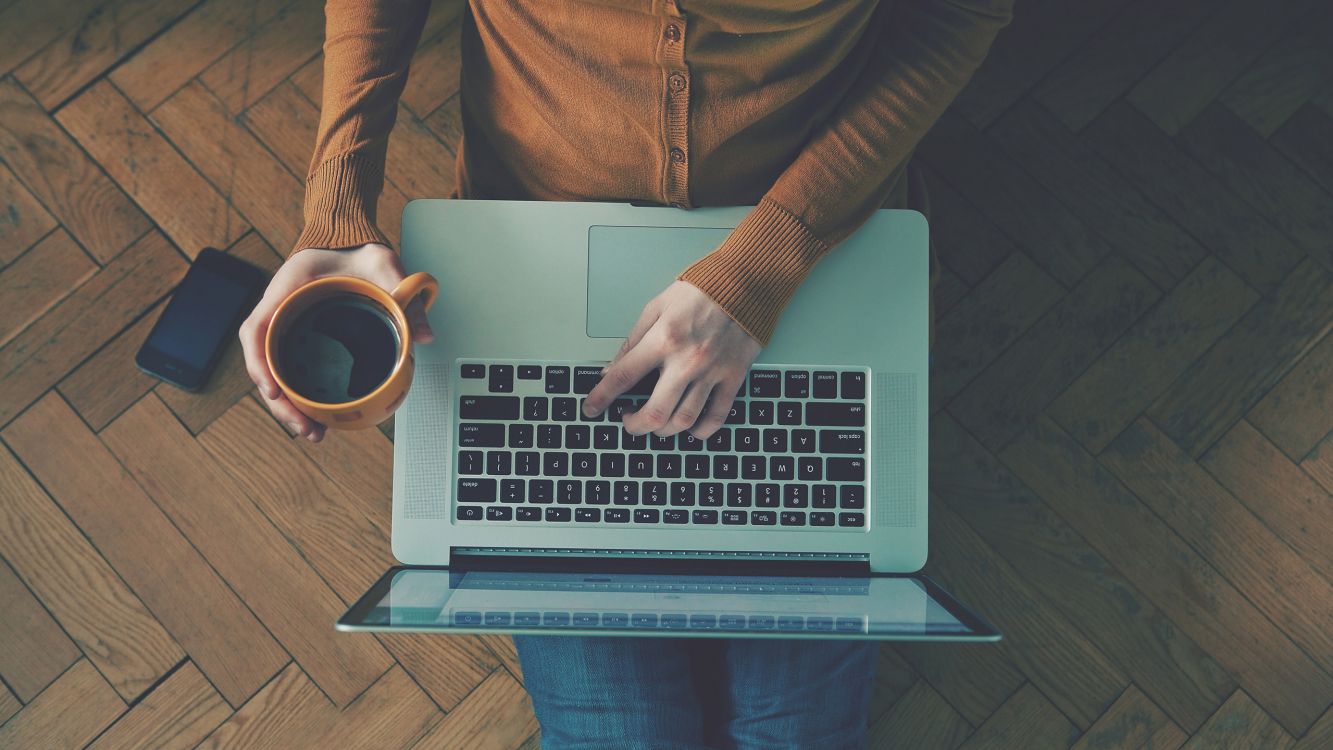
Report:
1181,690,1295,750
1272,105,1333,197
926,503,1126,729
0,229,96,349
894,642,1025,728
1291,705,1333,750
0,660,125,749
1216,5,1333,137
197,0,324,115
400,4,463,118
385,102,457,198
1200,420,1333,583
918,162,1017,288
1148,257,1333,457
0,0,102,77
87,662,231,750
100,394,394,707
932,413,1233,732
1070,685,1188,750
474,633,523,686
56,300,161,431
110,0,291,112
1084,101,1305,295
240,82,319,178
1000,416,1333,735
13,0,196,109
423,93,464,155
1033,0,1214,131
1049,257,1257,454
0,681,17,725
4,393,289,707
1126,0,1319,134
0,78,150,262
990,100,1206,289
58,81,250,259
931,252,1063,414
919,112,1113,287
377,634,500,713
932,263,968,319
153,81,305,254
0,229,186,429
1304,431,1333,494
411,670,539,750
949,256,1159,452
0,443,182,700
198,663,336,750
1247,333,1333,460
957,683,1078,750
294,418,394,534
306,667,441,749
0,557,80,701
0,160,56,266
1101,419,1333,676
867,646,917,725
866,680,972,750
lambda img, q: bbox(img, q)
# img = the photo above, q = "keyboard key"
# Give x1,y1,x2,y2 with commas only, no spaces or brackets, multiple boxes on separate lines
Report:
457,450,483,475
573,612,599,626
735,428,759,452
618,369,656,396
459,423,504,447
518,365,542,379
727,483,752,506
661,614,687,628
805,403,865,426
813,371,838,398
557,480,581,503
712,455,737,479
530,479,554,503
752,510,777,525
839,511,866,527
460,395,519,420
486,451,511,475
722,510,747,525
552,397,577,421
690,614,716,629
634,508,661,523
811,511,835,526
780,511,806,526
515,451,539,475
798,456,822,481
573,366,603,394
840,485,865,508
699,482,723,506
670,482,695,505
579,397,604,421
628,454,653,478
608,399,634,422
622,431,647,450
819,430,865,454
706,428,731,451
486,506,512,521
827,458,866,481
457,478,496,502
783,484,808,508
488,364,513,392
605,507,630,523
587,480,610,504
461,363,485,378
543,612,570,626
566,425,591,449
679,433,703,451
692,510,718,524
572,452,597,476
457,505,482,520
749,401,773,425
682,454,707,478
508,423,533,448
756,483,780,507
644,482,667,505
777,402,802,425
651,433,675,451
791,429,816,453
594,425,619,449
543,452,569,476
841,371,866,399
545,366,570,393
600,452,625,477
747,614,776,628
784,370,809,398
770,456,794,480
657,454,682,478
545,507,571,522
725,403,745,424
664,509,689,524
763,428,787,452
614,481,639,504
537,425,561,448
741,456,765,480
500,479,524,503
813,484,837,508
749,370,780,397
575,508,600,522
523,396,548,421
516,506,541,521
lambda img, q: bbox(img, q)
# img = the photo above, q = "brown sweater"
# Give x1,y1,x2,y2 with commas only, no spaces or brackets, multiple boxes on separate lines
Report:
297,0,1013,346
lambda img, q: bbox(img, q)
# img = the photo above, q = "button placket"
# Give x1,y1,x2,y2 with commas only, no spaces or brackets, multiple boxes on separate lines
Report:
660,11,690,208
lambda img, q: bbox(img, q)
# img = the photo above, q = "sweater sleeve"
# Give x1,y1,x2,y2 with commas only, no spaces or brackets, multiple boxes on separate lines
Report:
676,0,1014,347
290,0,431,255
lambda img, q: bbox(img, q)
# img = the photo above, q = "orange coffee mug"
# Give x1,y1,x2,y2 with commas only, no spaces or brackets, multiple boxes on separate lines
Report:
265,273,438,430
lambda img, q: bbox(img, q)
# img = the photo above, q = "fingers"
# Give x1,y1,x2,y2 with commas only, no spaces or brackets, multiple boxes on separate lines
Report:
239,306,280,400
621,364,692,436
606,298,660,371
259,388,325,441
663,379,714,437
691,376,742,440
584,331,662,417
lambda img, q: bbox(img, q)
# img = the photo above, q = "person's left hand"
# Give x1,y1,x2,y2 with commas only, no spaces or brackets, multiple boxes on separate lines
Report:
582,280,762,440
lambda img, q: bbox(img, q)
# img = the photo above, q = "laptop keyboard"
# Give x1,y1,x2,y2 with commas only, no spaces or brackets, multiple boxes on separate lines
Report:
453,359,869,530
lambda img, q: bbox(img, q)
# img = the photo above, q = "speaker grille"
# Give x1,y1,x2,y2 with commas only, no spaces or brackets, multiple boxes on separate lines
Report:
401,362,451,519
872,372,917,527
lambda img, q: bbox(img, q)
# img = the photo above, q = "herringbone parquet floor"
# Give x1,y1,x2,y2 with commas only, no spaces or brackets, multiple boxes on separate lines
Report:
0,0,1330,747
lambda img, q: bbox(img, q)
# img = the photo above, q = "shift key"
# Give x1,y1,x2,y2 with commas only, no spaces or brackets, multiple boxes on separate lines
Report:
459,396,520,420
805,403,866,426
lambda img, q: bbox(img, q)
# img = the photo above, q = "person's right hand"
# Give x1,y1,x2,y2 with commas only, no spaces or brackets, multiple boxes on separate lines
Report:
238,243,434,443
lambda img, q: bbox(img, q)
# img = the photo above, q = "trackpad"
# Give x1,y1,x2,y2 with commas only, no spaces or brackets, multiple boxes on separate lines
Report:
586,225,731,338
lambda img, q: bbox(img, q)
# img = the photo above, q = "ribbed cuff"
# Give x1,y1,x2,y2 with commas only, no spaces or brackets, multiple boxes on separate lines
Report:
676,198,829,348
290,152,391,256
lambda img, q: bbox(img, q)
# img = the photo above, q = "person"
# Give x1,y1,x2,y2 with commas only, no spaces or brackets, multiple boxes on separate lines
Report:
240,1,1011,746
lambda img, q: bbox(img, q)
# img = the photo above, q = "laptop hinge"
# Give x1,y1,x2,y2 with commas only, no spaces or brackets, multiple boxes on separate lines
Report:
450,547,872,577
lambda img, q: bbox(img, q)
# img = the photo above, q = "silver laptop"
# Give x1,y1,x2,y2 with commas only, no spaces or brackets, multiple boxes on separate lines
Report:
338,199,999,641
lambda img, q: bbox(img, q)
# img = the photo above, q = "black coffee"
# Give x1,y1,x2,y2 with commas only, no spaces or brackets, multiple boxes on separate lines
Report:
277,295,400,403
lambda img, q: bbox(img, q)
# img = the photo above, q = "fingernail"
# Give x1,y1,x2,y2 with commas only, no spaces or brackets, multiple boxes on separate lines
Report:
288,422,303,435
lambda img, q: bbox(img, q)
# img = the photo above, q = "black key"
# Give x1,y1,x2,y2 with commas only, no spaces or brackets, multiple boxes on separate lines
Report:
625,369,660,396
722,510,747,525
552,397,577,421
651,433,675,451
840,485,865,509
643,481,667,505
614,481,639,504
791,429,816,453
459,423,505,447
587,480,610,504
579,397,604,422
699,482,723,506
735,428,759,452
749,401,773,425
780,511,806,526
557,480,581,504
457,505,482,520
756,483,780,507
457,450,483,475
769,456,794,480
813,371,838,398
486,451,511,475
572,452,597,477
841,371,866,399
486,506,513,521
783,484,808,508
515,451,540,476
685,455,709,479
608,399,634,422
805,403,865,427
576,508,600,522
777,402,802,426
741,456,766,480
712,455,737,479
628,454,653,478
530,479,554,503
518,365,542,379
573,366,603,394
600,452,625,477
537,424,562,448
545,507,571,522
460,395,520,420
657,454,681,478
725,402,745,425
622,430,647,450
811,511,835,526
679,433,703,452
763,428,787,453
827,458,866,481
752,510,776,525
565,425,590,449
670,482,695,505
749,370,780,397
593,427,618,450
461,363,485,379
784,370,809,398
727,483,753,506
516,506,541,521
664,509,689,524
839,511,866,527
798,456,822,481
457,478,496,502
508,423,533,448
634,508,661,523
488,364,513,392
692,510,718,524
706,428,731,451
500,479,524,503
543,452,569,476
813,484,837,508
545,366,570,393
605,508,630,523
523,396,548,421
819,430,865,454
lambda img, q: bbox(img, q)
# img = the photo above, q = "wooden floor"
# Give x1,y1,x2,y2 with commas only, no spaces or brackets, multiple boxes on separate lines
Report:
0,0,1331,747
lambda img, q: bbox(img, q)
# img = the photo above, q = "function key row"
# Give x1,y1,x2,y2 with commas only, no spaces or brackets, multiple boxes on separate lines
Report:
456,504,865,527
462,362,866,399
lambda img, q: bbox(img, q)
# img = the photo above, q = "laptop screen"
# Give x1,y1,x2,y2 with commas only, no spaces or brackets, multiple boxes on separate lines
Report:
338,568,998,640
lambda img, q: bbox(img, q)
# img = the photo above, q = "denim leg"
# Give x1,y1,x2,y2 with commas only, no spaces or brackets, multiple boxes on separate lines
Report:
514,635,710,750
711,639,879,750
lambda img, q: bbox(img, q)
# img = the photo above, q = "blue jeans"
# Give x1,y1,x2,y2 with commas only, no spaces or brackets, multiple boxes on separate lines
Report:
514,635,879,749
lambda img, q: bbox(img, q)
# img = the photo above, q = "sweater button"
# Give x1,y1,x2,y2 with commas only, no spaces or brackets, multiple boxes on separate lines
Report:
664,24,681,42
668,73,686,93
669,147,686,164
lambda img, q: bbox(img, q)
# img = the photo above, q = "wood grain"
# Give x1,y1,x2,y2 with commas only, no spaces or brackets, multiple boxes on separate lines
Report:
197,0,324,115
0,0,103,78
867,680,972,750
1246,332,1333,460
894,641,1025,728
306,667,441,749
1180,690,1295,750
1070,686,1188,750
197,663,335,750
412,669,540,750
0,660,125,750
87,661,231,750
0,556,80,701
0,160,56,265
1272,105,1333,196
957,683,1079,750
1215,5,1333,137
0,229,96,349
56,299,162,430
400,2,464,118
867,646,917,725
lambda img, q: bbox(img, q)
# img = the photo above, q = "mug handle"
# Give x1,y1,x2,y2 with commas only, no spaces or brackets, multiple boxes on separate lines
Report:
391,272,439,312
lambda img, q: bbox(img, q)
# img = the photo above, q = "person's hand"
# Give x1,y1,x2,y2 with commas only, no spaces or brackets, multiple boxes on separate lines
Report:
238,243,434,443
583,280,761,440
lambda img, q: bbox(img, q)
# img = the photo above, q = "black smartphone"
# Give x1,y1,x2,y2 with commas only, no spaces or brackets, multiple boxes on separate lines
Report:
135,247,268,392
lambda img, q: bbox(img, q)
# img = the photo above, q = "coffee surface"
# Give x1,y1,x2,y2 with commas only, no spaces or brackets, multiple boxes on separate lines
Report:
278,296,399,403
